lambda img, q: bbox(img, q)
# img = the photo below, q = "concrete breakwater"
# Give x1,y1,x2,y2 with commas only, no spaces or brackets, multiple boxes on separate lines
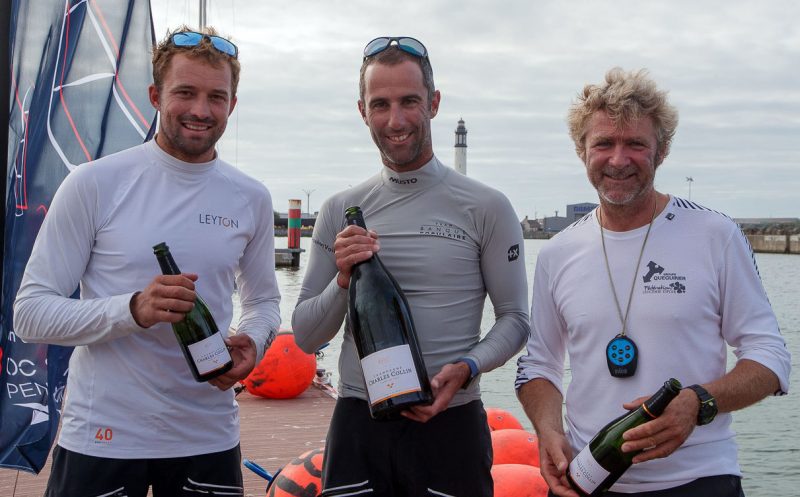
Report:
521,230,799,253
746,234,800,254
738,219,800,255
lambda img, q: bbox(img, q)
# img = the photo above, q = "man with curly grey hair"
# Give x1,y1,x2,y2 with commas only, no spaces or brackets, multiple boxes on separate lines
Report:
515,68,790,496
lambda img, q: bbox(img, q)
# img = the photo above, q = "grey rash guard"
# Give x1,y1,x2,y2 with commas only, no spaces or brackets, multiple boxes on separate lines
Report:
292,156,529,406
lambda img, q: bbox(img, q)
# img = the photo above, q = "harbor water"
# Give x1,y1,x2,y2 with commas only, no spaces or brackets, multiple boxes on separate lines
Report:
242,237,799,496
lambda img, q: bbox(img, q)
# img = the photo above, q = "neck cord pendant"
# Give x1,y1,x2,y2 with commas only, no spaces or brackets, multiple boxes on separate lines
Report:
599,198,658,378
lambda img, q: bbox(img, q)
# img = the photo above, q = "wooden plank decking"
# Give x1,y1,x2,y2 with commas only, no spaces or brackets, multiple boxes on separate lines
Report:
0,387,336,497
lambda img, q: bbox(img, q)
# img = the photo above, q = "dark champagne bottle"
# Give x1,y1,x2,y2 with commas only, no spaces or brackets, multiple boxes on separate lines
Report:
344,206,433,420
153,242,233,382
567,378,683,496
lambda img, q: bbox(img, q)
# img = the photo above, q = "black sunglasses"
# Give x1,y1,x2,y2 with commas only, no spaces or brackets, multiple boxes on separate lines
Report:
170,31,238,58
363,36,428,60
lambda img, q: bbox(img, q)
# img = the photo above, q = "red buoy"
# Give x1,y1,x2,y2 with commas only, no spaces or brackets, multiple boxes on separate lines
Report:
267,448,324,497
491,464,548,497
485,407,524,431
243,331,316,399
491,428,540,467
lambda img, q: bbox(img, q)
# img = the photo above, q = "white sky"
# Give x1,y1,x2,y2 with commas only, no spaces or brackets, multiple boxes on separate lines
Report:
153,0,800,219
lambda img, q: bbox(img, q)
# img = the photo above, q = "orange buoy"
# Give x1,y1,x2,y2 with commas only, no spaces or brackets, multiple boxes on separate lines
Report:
492,464,548,497
485,407,524,431
243,331,316,399
266,448,324,497
491,428,540,467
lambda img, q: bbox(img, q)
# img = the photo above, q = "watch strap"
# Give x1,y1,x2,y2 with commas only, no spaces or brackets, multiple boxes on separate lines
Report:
457,357,479,389
687,384,717,425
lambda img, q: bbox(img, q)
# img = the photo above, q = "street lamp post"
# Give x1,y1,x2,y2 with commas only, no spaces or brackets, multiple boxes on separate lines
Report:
686,177,694,201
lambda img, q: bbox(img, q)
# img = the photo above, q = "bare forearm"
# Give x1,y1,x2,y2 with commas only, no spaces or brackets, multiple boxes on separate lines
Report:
518,378,565,435
704,359,780,413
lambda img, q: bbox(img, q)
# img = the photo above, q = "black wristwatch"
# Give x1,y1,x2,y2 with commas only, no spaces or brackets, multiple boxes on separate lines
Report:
686,384,717,425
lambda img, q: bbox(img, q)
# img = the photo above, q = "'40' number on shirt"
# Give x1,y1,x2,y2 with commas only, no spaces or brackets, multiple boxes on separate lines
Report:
95,428,113,441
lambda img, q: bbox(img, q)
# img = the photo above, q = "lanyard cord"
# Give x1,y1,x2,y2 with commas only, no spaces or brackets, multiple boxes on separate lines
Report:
599,198,658,337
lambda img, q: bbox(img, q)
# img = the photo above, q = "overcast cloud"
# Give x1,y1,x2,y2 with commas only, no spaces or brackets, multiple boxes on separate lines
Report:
154,0,800,219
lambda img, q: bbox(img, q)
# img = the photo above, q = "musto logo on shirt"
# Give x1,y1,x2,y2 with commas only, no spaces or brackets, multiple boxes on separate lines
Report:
419,221,467,241
642,260,687,294
389,176,417,185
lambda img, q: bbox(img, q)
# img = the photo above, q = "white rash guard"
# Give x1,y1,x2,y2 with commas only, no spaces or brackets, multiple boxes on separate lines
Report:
14,139,281,458
292,156,529,407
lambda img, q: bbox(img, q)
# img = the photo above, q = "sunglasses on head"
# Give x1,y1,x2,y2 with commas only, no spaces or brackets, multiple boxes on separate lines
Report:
170,31,238,58
363,36,428,60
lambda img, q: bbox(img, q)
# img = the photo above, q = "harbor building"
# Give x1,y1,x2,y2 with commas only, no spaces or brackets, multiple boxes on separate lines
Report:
543,202,598,233
522,202,599,238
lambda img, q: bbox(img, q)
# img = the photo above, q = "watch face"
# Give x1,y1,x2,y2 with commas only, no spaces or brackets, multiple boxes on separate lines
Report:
689,385,717,425
700,400,717,424
698,398,717,425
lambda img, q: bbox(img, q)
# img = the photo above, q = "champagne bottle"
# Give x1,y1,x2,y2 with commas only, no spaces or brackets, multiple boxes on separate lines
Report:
344,206,433,420
567,378,683,496
152,242,233,382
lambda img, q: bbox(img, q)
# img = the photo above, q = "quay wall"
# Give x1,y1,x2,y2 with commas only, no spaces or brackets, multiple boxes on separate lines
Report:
273,226,798,254
746,234,800,254
275,228,313,237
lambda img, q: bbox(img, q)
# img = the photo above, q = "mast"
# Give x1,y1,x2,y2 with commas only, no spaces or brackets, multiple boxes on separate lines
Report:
199,0,206,29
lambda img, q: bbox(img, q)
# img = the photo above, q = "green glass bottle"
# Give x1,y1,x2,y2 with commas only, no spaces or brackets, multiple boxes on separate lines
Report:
567,378,683,496
344,206,433,420
152,242,233,382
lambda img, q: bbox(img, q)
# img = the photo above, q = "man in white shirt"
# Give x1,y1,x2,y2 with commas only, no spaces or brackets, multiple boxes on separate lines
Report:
515,67,790,497
14,27,280,497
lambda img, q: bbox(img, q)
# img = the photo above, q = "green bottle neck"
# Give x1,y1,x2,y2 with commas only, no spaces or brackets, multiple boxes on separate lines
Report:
155,249,182,275
641,379,682,419
345,207,367,230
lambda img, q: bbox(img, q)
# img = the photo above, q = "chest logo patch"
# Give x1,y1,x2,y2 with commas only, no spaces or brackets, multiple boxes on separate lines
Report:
198,213,239,229
419,222,467,241
642,260,687,294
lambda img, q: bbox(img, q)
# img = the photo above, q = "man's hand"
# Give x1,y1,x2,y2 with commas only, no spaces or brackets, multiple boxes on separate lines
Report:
620,389,698,463
537,430,580,497
131,274,199,328
208,334,258,391
334,225,379,289
518,378,578,496
401,362,470,423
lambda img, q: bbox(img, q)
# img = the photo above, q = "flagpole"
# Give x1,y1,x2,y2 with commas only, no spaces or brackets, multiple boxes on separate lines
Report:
199,0,206,29
1,0,11,286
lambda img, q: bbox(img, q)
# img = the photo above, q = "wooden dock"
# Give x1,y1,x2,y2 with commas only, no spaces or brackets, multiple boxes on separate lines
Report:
275,247,305,267
0,387,336,497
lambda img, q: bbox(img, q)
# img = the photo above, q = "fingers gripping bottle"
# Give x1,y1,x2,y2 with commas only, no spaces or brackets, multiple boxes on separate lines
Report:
344,206,433,420
153,242,233,382
567,378,683,496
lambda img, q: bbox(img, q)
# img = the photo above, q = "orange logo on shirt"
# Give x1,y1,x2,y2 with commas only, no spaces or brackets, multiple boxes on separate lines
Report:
94,427,113,442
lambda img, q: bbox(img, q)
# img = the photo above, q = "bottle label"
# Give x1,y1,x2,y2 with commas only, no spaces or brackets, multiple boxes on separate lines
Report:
569,444,610,495
361,344,422,405
188,331,231,375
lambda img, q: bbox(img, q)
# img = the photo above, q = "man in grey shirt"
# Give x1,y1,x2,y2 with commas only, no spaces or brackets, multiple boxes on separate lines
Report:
292,37,529,496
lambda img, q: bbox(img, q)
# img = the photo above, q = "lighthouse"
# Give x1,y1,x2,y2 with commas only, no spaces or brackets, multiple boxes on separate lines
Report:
454,118,467,175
